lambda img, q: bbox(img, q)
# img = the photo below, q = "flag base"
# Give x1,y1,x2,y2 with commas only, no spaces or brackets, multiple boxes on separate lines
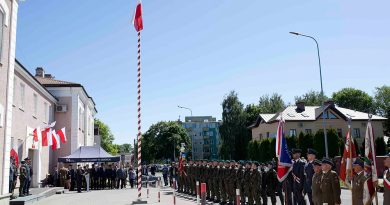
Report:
132,199,147,204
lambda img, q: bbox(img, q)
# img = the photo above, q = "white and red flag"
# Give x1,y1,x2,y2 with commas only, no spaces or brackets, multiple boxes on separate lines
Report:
57,128,67,143
132,0,143,32
51,132,60,150
363,120,378,204
10,143,19,166
33,127,42,142
339,124,357,186
41,121,56,146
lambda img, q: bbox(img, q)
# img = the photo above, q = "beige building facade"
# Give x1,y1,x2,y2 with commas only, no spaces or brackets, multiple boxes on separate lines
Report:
0,0,18,200
250,102,387,145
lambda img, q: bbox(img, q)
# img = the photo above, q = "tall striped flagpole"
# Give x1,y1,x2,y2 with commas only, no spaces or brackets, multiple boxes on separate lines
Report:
137,31,142,199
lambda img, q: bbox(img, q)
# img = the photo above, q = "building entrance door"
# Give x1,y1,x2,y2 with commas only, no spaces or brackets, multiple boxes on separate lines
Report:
28,149,40,187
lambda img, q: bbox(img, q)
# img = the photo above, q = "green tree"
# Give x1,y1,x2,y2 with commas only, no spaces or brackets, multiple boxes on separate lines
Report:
327,129,341,158
375,137,387,156
94,119,118,155
220,91,251,160
374,85,390,135
286,136,297,151
298,132,314,156
244,104,261,127
118,143,132,153
259,139,271,162
142,121,190,163
295,90,328,106
258,93,286,113
313,130,325,159
248,140,260,161
270,138,276,159
332,88,374,113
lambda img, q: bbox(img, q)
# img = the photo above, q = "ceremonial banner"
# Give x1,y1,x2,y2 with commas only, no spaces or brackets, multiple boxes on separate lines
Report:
276,117,292,182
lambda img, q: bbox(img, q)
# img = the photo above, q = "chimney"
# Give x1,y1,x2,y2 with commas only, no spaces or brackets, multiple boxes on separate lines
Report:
324,99,335,107
44,74,54,79
35,67,45,77
295,101,305,112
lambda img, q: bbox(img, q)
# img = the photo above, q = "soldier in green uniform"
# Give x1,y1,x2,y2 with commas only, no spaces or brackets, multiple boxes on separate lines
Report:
352,158,366,205
219,160,227,204
250,161,262,205
242,161,251,205
226,160,236,204
320,158,341,205
311,159,322,205
236,161,245,204
212,160,219,203
19,161,27,197
266,161,278,205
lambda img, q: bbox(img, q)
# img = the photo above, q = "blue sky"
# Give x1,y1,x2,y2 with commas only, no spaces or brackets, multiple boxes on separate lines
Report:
16,1,390,144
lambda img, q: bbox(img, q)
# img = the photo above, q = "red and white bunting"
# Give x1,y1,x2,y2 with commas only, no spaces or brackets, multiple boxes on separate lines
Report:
57,127,67,143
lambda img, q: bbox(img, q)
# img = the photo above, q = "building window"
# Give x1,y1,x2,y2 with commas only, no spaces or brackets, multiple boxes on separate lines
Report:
289,129,297,137
33,94,38,117
44,102,48,122
20,83,25,109
337,128,342,138
353,128,361,138
320,111,338,119
266,132,270,138
305,129,312,134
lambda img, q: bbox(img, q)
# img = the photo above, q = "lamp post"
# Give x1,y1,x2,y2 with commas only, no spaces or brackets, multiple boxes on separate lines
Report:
177,105,193,116
289,32,329,158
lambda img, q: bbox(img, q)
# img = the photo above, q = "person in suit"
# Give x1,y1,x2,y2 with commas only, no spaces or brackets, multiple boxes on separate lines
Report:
352,158,366,205
319,158,341,205
311,160,322,205
69,165,76,191
106,164,113,189
98,163,105,189
383,153,390,205
90,164,96,190
76,165,83,193
291,148,305,205
305,148,317,205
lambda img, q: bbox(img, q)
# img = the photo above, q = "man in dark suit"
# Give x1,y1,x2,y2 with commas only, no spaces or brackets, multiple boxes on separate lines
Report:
305,148,317,205
291,148,305,205
69,165,76,191
76,165,83,193
98,163,105,189
90,164,96,190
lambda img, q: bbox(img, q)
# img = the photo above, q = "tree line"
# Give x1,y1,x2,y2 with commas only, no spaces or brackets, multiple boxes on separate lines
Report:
219,86,390,161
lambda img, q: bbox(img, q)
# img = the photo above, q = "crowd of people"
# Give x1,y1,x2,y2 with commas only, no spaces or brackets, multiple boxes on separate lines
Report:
173,148,390,205
9,156,33,198
50,162,138,193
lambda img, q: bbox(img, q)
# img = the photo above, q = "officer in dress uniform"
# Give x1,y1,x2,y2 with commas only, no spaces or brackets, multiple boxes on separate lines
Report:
266,161,279,205
319,158,341,205
352,158,366,205
383,153,390,205
291,148,305,205
311,159,322,205
304,148,317,205
19,161,27,197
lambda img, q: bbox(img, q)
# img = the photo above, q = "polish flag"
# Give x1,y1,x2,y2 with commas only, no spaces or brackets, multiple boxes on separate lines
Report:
10,144,19,166
33,127,42,142
41,127,53,146
132,0,143,32
57,128,67,143
51,132,60,150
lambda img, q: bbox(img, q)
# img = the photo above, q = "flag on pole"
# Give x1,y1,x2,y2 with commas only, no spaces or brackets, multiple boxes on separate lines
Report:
57,127,67,143
339,125,357,186
41,127,53,146
132,0,143,32
10,144,19,166
51,132,60,150
276,116,293,182
363,119,378,204
33,127,42,142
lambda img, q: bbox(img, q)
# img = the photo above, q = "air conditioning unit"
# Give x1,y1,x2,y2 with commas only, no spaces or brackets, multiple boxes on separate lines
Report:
56,105,67,112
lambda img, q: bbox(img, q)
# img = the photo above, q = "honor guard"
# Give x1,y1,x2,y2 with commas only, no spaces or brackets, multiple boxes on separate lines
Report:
305,148,317,205
320,158,341,205
291,148,305,205
352,158,366,205
311,159,322,205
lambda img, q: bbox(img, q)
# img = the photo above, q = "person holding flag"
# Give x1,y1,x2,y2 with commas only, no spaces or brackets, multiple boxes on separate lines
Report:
339,119,358,188
275,116,293,205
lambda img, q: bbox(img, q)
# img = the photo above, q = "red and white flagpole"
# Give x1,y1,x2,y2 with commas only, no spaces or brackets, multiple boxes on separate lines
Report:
136,30,142,200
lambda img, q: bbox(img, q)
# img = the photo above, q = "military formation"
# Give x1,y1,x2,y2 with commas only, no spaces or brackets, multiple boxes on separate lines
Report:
176,148,390,205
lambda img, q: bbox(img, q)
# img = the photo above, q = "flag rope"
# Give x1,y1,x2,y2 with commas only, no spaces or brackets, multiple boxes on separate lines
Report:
137,31,142,199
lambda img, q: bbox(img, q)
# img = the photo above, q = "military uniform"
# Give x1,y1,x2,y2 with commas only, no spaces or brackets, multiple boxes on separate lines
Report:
304,161,315,205
291,150,305,205
319,158,341,205
266,166,278,205
352,171,366,205
311,160,322,205
19,162,27,197
250,163,262,205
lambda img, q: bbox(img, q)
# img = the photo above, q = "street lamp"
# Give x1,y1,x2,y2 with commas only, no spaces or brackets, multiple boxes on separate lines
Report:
289,31,329,158
177,105,193,116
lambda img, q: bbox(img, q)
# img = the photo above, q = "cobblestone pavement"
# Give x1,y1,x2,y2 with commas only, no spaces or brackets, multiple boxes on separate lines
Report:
35,184,384,205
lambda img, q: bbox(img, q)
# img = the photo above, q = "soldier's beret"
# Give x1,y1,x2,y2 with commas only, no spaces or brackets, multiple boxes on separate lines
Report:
353,158,364,168
313,159,322,166
321,158,333,166
307,148,318,155
291,148,302,154
230,160,236,163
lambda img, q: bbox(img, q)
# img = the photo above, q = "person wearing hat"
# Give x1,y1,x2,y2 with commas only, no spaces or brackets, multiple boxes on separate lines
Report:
311,160,322,205
19,161,27,197
352,158,366,205
266,161,279,205
23,157,32,196
383,153,390,204
291,148,305,205
305,148,317,205
320,158,341,205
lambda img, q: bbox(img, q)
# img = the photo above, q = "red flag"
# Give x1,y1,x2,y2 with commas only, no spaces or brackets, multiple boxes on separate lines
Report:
41,127,53,146
275,117,293,182
57,127,67,143
10,144,19,166
339,126,357,184
33,127,41,142
51,132,60,150
132,0,143,32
